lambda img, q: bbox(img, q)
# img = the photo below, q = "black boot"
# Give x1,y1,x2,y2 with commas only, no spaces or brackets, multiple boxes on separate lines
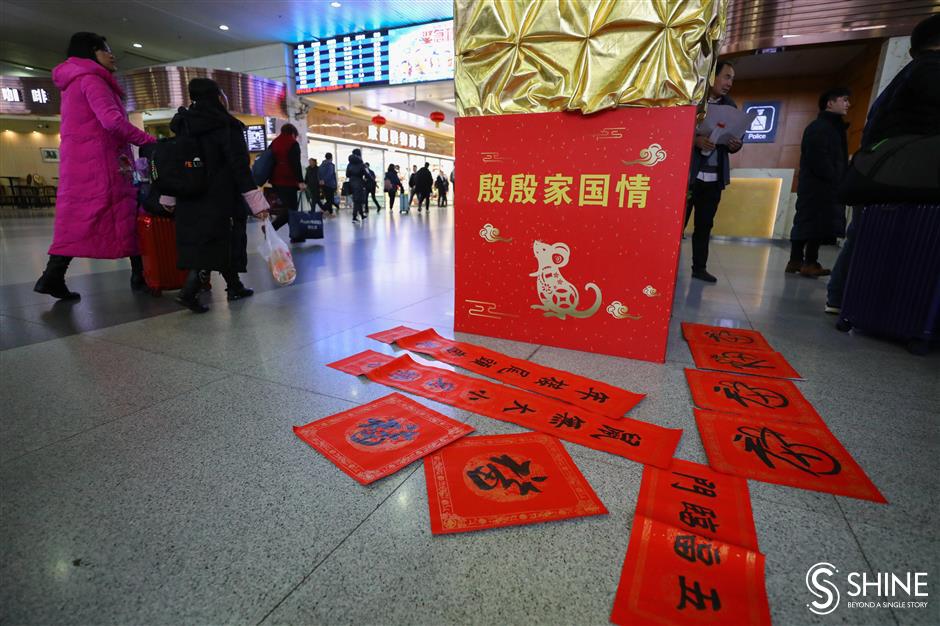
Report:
130,255,146,292
223,272,254,301
34,255,80,300
175,270,209,313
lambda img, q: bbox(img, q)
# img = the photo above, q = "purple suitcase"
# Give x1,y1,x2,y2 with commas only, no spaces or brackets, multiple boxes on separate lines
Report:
837,203,940,354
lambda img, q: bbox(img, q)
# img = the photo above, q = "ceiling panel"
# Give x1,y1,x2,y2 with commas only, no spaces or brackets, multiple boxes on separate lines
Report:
0,0,452,74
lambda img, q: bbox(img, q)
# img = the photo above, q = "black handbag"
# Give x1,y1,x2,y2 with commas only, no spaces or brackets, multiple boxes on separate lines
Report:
838,134,940,205
288,192,324,241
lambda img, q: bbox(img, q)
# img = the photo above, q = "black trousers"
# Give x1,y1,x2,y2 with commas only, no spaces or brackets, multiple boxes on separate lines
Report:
369,189,381,210
271,185,299,231
438,192,448,206
320,186,339,213
417,191,430,210
388,190,398,209
790,239,821,265
685,179,723,271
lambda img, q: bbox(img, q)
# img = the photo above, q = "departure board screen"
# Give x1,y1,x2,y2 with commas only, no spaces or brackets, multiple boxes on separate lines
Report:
294,30,389,94
292,20,455,93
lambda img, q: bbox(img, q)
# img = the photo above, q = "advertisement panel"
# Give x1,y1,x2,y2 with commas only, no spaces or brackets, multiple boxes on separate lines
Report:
454,107,696,362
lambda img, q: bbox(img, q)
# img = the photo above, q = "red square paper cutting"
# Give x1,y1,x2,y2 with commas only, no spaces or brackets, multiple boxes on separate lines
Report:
688,342,802,380
685,369,822,425
682,323,773,351
293,393,474,485
695,409,886,503
423,432,607,534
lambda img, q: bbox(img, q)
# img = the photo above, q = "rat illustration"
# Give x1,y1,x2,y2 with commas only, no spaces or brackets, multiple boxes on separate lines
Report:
529,241,602,319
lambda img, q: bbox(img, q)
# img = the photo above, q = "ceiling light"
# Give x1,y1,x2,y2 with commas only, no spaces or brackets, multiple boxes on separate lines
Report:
781,34,800,39
225,67,232,70
219,24,229,31
24,66,34,70
330,1,341,7
132,43,142,48
850,24,886,31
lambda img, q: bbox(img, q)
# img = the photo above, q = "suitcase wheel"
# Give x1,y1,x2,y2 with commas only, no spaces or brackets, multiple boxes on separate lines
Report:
835,319,852,333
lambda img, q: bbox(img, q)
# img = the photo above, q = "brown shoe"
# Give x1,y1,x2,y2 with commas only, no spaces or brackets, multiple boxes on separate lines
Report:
799,263,825,278
811,262,831,276
785,260,802,274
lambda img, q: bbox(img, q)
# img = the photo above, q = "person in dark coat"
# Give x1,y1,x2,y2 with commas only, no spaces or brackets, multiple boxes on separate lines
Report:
408,165,418,207
415,162,434,212
345,148,368,223
169,78,270,313
825,14,940,313
787,87,851,278
318,153,339,215
268,124,306,239
385,164,404,212
304,157,320,210
364,162,381,211
435,171,450,206
685,60,743,283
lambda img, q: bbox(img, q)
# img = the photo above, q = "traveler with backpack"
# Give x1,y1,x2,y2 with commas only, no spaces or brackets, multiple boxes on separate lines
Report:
268,124,306,241
166,78,270,313
34,32,157,300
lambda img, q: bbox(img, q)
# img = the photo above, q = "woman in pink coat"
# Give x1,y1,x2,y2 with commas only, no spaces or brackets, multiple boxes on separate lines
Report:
34,32,156,300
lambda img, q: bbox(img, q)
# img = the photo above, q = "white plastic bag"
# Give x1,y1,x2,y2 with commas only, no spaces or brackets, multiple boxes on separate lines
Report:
257,218,296,286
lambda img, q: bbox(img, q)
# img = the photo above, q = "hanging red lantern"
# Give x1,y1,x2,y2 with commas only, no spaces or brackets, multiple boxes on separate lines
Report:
429,111,445,127
371,114,387,126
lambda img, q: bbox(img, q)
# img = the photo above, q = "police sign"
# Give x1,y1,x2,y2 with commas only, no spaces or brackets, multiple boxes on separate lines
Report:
743,101,781,143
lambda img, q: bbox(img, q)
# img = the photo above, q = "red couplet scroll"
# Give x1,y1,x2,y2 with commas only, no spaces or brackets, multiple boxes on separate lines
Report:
329,351,682,468
423,432,607,534
634,458,759,551
369,326,646,418
610,514,771,626
455,107,696,363
293,393,474,485
694,408,886,503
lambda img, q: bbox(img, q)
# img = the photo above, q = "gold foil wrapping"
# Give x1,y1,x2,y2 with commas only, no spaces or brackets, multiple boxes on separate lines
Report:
455,0,727,116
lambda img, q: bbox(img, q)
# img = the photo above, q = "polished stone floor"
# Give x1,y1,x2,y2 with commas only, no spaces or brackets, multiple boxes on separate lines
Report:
1,208,937,626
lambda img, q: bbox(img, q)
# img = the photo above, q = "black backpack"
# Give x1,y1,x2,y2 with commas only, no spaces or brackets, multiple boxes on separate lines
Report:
148,119,207,198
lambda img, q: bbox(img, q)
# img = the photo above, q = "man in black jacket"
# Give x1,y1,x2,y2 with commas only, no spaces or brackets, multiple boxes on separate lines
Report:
415,162,434,212
787,87,851,278
345,148,368,223
364,162,381,211
685,60,743,283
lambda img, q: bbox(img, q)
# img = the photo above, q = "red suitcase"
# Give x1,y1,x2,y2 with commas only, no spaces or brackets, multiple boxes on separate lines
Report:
137,213,187,295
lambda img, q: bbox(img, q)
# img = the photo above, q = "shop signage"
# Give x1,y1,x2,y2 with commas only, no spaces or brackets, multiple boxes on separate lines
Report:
368,125,426,150
454,106,696,363
743,101,780,143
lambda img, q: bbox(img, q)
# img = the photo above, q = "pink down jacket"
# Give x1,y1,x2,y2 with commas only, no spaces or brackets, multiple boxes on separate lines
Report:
49,58,154,259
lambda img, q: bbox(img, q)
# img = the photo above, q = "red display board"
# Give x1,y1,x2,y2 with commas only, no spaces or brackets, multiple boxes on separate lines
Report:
423,432,607,534
293,393,474,485
455,107,696,363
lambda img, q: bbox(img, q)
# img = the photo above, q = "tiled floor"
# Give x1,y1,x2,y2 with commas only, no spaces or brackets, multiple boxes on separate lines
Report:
1,209,937,625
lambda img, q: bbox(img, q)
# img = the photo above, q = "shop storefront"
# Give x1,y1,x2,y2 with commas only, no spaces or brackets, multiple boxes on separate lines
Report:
304,106,454,206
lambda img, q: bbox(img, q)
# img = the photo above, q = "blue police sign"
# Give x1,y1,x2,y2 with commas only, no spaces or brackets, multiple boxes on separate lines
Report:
743,101,781,143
